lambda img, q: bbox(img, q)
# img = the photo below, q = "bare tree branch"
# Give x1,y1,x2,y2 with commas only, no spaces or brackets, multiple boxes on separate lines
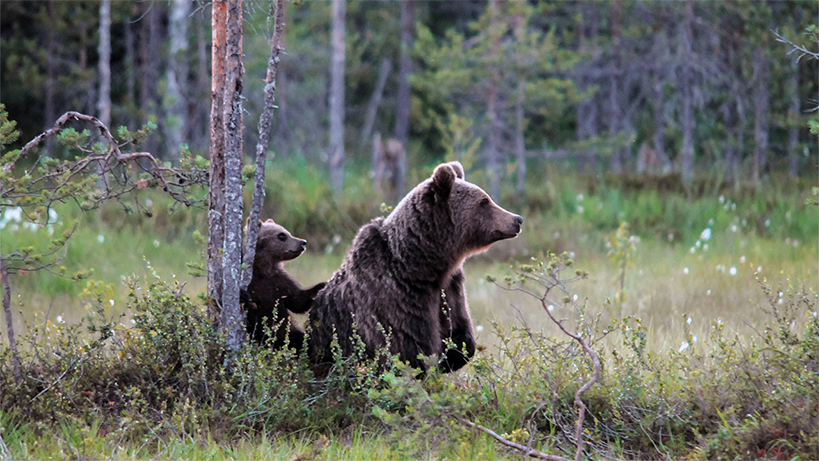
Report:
241,0,286,291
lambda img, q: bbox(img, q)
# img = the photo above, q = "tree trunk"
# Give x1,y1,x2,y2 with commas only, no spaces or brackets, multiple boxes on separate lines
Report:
787,54,799,178
680,0,694,185
575,3,599,174
515,79,526,194
165,0,191,162
241,0,286,291
361,58,391,151
486,0,502,200
222,0,245,351
608,0,623,175
752,46,769,186
207,0,227,321
124,12,137,126
140,4,162,156
650,23,672,173
195,9,211,152
328,0,346,195
1,260,21,385
394,0,414,201
97,0,112,127
44,0,57,151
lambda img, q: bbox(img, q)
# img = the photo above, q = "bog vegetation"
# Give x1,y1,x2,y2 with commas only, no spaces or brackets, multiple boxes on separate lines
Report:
1,0,818,459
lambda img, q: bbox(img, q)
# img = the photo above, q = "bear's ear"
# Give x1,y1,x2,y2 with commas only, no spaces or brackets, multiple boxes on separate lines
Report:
446,161,465,180
432,163,457,199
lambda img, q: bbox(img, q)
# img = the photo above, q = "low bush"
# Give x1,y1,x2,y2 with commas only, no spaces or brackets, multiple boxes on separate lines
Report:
1,255,816,459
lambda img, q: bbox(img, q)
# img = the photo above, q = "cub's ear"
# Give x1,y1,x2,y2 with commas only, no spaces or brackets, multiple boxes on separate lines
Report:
445,161,464,179
432,163,457,199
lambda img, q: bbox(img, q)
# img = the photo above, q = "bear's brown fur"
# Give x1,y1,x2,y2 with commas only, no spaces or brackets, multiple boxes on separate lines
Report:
244,219,326,350
306,161,523,373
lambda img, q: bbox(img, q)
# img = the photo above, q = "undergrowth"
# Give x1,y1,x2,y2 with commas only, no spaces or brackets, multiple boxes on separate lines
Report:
0,258,816,460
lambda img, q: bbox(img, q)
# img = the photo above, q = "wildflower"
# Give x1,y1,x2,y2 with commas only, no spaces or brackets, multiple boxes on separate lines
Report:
547,305,555,312
577,205,585,214
683,267,689,274
56,315,65,324
707,289,711,296
730,224,738,233
476,325,484,332
332,235,342,245
703,244,709,252
97,234,105,243
109,299,115,307
679,341,690,353
740,255,746,264
153,239,160,248
729,266,737,276
700,228,711,241
695,240,701,248
719,195,725,204
689,247,696,254
687,317,693,325
48,208,58,222
692,335,698,343
577,193,584,201
764,219,770,228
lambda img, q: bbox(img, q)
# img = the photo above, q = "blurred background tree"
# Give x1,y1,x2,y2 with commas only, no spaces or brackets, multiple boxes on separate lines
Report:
0,0,816,199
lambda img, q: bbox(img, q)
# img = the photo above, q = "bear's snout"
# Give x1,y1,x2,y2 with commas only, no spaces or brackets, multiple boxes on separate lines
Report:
300,239,307,248
515,215,523,225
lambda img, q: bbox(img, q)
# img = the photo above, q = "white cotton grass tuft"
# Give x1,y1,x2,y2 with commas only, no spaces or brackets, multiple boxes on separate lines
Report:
729,266,737,276
700,228,711,241
679,341,690,353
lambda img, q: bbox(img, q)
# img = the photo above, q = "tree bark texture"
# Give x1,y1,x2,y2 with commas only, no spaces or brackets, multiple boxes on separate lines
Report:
361,58,391,151
752,46,769,185
787,55,800,178
329,0,346,194
222,0,246,351
486,0,502,201
208,0,227,321
515,80,526,194
140,4,162,157
241,0,286,292
97,0,112,127
1,260,21,385
608,0,623,175
680,0,694,185
394,0,414,200
165,0,191,162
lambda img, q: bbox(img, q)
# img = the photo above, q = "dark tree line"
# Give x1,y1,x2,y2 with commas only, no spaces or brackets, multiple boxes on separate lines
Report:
1,0,816,197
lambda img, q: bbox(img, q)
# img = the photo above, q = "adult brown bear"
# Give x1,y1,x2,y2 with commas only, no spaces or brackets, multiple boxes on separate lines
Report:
244,219,325,350
306,161,522,373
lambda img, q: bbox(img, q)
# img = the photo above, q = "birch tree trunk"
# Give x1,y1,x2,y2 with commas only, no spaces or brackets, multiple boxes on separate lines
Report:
787,56,800,178
222,0,246,351
608,0,623,175
165,0,191,162
329,0,346,195
97,0,112,127
515,80,526,194
362,58,391,151
752,46,769,186
680,0,695,185
395,0,414,201
486,0,502,201
208,0,227,321
241,0,286,291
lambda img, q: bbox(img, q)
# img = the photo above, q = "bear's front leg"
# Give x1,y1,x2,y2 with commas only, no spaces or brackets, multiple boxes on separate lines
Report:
438,270,476,373
285,281,327,314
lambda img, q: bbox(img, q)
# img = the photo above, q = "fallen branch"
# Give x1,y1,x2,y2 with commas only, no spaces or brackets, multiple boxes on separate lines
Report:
462,419,571,461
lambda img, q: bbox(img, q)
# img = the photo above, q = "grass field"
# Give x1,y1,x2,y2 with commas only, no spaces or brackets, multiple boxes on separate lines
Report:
1,165,817,459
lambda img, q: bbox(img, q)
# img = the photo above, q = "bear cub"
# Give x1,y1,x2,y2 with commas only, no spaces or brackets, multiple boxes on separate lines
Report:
243,219,326,350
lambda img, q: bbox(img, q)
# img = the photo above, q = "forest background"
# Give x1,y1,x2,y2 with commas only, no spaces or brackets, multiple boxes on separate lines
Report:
0,0,818,459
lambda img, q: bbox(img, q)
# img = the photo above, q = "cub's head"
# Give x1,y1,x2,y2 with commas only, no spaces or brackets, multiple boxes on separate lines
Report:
249,218,307,263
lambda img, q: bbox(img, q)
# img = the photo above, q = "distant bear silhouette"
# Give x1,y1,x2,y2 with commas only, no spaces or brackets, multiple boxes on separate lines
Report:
244,219,325,350
307,161,523,373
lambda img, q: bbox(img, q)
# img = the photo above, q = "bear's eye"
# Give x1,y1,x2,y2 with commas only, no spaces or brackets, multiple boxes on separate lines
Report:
479,198,490,208
277,233,287,241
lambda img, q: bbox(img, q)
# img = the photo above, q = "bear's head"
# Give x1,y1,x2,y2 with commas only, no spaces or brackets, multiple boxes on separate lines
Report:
388,161,523,263
248,218,307,264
